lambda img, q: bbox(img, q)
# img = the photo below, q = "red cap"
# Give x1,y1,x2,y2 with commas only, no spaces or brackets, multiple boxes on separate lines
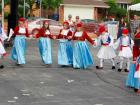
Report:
43,20,49,24
19,18,25,22
99,26,106,33
63,21,69,26
122,28,129,35
77,23,83,27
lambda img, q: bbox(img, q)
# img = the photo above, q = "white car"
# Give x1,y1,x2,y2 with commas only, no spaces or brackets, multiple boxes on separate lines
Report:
28,18,63,35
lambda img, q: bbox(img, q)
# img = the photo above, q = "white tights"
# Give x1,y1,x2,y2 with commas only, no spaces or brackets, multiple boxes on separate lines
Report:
119,57,130,70
100,58,115,67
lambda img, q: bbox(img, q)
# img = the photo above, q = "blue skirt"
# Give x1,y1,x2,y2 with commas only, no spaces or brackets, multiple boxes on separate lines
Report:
11,36,26,64
73,41,94,69
126,63,140,89
58,41,73,65
38,38,52,64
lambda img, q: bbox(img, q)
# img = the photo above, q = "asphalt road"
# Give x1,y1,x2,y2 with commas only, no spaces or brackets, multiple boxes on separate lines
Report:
0,39,139,105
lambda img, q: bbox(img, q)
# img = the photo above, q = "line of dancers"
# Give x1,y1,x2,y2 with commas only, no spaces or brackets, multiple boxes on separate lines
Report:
0,18,135,70
0,17,140,94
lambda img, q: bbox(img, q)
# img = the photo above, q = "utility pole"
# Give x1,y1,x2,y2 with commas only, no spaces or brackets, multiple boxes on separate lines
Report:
2,0,4,30
24,0,26,18
40,0,42,27
40,0,42,18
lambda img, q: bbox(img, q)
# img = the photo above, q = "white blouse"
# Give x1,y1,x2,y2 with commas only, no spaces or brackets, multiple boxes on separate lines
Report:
19,27,26,33
74,31,83,37
45,30,51,35
61,29,69,36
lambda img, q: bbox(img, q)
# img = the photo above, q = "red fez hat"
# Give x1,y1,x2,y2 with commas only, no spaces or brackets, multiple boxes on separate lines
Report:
63,21,69,26
43,20,49,24
122,28,129,35
77,23,83,27
99,26,106,33
19,18,25,22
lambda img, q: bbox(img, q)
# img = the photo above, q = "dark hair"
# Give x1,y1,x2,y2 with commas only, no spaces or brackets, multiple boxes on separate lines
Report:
43,22,50,30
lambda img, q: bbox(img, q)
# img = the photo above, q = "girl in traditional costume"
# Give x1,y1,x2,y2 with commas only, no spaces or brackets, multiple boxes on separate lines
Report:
57,21,73,66
11,18,29,65
96,26,116,70
72,23,95,69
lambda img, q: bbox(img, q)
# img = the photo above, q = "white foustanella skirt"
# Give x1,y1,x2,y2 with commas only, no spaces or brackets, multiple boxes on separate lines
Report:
118,47,132,58
97,45,116,59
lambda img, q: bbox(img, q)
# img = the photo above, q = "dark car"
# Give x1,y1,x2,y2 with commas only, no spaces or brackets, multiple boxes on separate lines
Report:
81,19,99,33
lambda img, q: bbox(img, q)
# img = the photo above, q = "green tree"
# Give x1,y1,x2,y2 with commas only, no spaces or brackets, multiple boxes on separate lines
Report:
107,0,118,16
0,0,10,13
107,0,127,19
26,0,35,16
132,0,140,4
42,0,63,9
41,0,63,18
116,8,127,18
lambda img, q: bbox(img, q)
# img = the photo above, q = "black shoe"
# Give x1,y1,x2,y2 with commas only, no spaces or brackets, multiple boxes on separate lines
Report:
96,66,103,69
118,69,122,72
16,64,21,66
45,64,52,67
0,65,4,69
112,66,116,70
134,88,138,92
124,69,129,72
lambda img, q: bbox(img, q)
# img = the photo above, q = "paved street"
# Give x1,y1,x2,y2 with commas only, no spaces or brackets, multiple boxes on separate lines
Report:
0,39,140,105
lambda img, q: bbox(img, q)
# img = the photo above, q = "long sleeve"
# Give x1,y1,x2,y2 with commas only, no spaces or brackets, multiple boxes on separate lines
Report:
57,29,63,39
37,28,44,38
130,38,134,48
67,30,73,37
133,46,139,61
135,32,140,38
109,35,114,46
0,28,8,41
83,31,94,45
113,38,120,50
25,28,29,37
14,26,19,35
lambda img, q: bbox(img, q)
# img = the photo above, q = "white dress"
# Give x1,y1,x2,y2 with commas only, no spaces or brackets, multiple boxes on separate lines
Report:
97,32,116,59
0,28,7,56
0,41,6,55
114,36,134,58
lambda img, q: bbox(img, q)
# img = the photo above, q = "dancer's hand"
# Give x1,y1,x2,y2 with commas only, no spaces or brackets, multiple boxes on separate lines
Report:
52,36,57,39
67,36,72,40
133,61,136,64
93,42,96,46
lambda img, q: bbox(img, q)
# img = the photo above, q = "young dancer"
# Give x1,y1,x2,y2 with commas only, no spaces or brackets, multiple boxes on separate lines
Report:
0,23,7,69
96,26,116,70
58,21,73,66
114,28,134,72
72,23,95,69
36,20,53,65
11,18,29,65
126,26,140,93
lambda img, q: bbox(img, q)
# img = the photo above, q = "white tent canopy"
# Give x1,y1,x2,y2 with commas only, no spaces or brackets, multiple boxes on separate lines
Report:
128,3,140,11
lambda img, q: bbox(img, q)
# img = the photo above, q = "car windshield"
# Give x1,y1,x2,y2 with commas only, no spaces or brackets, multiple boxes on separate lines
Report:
81,19,96,23
36,20,50,25
50,20,59,26
36,20,59,26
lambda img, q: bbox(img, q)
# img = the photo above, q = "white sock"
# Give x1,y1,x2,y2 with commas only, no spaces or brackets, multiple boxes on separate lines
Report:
100,59,104,67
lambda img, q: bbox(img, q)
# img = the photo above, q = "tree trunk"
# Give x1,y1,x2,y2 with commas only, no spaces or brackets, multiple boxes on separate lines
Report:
8,0,19,33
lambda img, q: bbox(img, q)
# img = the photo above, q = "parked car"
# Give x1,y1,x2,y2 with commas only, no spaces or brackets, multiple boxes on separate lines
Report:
81,19,97,24
81,19,99,33
28,18,63,35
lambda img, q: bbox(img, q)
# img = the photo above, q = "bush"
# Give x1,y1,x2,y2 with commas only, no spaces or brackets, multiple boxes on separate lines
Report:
116,8,127,18
18,5,29,17
4,12,9,19
107,0,127,19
